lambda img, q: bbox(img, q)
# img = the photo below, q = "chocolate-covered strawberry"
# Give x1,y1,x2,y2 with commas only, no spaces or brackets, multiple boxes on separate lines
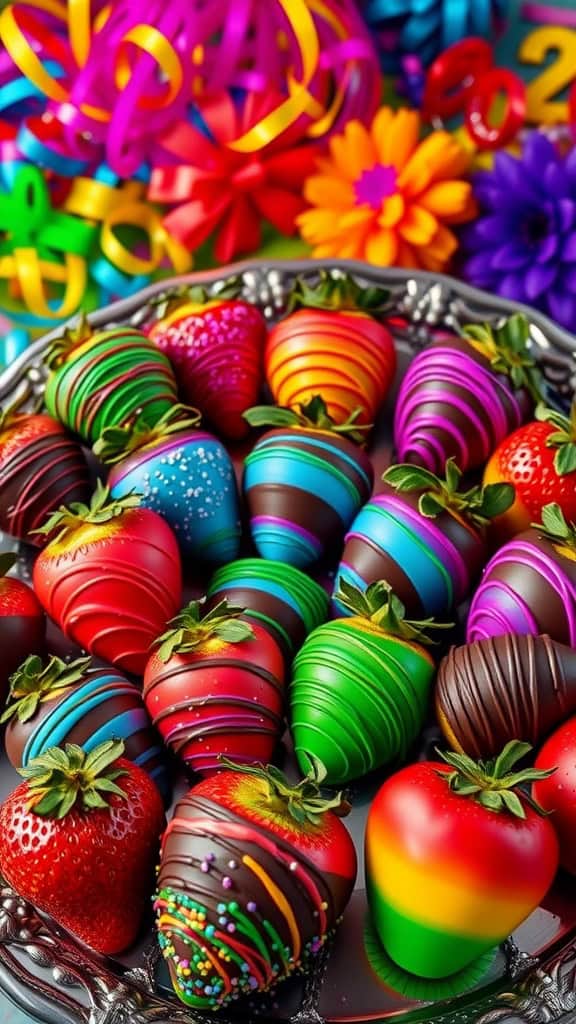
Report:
467,502,576,646
1,654,170,802
143,599,285,775
335,459,514,619
0,409,90,546
33,483,182,675
44,317,178,446
265,273,395,427
94,406,241,563
155,762,357,1010
0,739,165,955
291,581,449,785
148,288,267,441
436,633,576,759
394,314,542,474
0,553,45,700
206,557,330,665
243,396,373,567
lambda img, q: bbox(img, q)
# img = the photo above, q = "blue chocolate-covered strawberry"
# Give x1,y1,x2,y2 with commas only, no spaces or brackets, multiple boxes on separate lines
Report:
334,461,514,619
94,406,241,564
243,397,373,567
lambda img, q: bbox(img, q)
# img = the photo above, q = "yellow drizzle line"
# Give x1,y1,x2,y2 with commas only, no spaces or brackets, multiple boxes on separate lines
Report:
243,855,301,963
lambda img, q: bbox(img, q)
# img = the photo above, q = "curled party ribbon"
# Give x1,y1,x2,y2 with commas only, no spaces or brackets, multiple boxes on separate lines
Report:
363,0,509,71
0,0,379,176
150,90,320,264
0,163,192,324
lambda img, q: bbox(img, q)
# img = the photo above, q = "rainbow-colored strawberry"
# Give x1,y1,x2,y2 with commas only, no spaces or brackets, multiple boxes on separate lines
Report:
94,406,241,563
148,288,267,441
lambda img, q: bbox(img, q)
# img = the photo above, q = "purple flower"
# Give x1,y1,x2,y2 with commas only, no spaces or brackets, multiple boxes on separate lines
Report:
461,133,576,332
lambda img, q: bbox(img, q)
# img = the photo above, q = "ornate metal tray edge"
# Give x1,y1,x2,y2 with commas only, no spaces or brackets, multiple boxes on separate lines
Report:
0,259,575,1024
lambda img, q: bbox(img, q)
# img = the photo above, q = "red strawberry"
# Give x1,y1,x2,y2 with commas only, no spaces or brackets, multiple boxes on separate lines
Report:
155,762,357,1010
148,290,267,441
0,552,45,699
0,410,91,546
143,599,285,775
0,739,165,954
32,482,182,675
484,402,576,538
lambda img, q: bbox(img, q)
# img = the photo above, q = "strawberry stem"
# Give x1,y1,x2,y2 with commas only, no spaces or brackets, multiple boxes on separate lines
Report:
287,271,390,316
32,479,141,544
1,654,92,725
154,598,254,663
93,404,202,465
533,502,576,552
19,739,128,819
243,395,371,444
218,757,350,825
536,402,576,477
334,579,453,645
383,457,514,529
150,278,242,319
461,314,543,403
437,740,555,819
46,314,94,370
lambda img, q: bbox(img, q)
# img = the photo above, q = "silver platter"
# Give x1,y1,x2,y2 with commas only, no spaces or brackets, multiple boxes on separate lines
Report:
0,259,575,1024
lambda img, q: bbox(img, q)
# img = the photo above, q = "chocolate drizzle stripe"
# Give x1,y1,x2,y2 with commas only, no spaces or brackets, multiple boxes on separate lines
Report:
146,658,284,703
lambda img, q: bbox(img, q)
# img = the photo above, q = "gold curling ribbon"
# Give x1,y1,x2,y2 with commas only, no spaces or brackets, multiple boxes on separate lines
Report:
0,249,87,319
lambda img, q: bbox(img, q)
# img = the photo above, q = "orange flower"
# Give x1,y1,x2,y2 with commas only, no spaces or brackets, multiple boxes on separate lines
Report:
297,107,477,272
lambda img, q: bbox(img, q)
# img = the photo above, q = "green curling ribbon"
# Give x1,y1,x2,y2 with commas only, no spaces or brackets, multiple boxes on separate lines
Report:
0,165,97,257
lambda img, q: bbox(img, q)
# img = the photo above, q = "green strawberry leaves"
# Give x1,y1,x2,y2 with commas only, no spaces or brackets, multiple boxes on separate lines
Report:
383,458,515,529
33,479,142,543
288,271,391,316
244,395,370,444
534,503,576,551
155,598,254,662
462,313,543,403
94,404,202,465
19,739,128,818
218,757,350,826
1,654,91,724
334,578,453,645
536,402,576,476
437,740,555,819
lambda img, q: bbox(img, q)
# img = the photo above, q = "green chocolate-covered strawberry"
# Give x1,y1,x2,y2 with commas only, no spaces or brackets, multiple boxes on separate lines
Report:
290,581,451,785
44,317,178,446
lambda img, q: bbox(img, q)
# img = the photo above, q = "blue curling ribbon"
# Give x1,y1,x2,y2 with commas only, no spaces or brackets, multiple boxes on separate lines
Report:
0,62,64,116
90,256,150,300
0,328,30,369
362,0,509,70
16,123,89,176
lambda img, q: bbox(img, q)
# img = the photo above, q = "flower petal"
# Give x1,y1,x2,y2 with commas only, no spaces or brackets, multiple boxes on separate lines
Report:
372,108,421,171
491,242,531,271
304,175,355,208
424,224,458,263
547,291,576,330
419,180,473,219
329,121,377,181
525,263,559,300
398,132,470,197
399,204,438,245
536,234,559,264
339,206,376,230
365,227,398,265
397,240,421,269
378,193,405,228
499,273,528,302
562,234,576,262
297,208,345,244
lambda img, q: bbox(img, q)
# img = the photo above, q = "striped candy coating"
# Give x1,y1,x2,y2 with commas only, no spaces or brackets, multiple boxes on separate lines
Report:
334,489,484,619
394,337,530,474
206,558,330,662
467,529,576,647
4,669,170,803
265,309,396,425
107,430,241,563
290,618,434,784
244,428,373,568
45,327,178,445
